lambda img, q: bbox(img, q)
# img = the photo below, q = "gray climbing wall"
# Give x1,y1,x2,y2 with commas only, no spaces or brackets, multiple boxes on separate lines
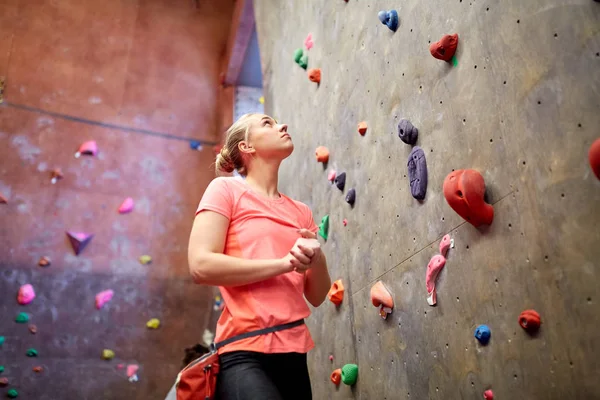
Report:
254,0,600,399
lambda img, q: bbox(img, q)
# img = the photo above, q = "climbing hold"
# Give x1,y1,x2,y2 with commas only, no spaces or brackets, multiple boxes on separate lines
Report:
293,48,303,64
330,369,342,386
327,170,336,182
327,279,345,306
75,140,98,158
66,231,94,255
318,215,330,240
189,140,203,151
0,337,4,346
341,364,358,385
17,284,36,305
308,68,321,84
28,324,37,334
7,389,18,399
38,256,51,267
50,168,63,184
33,366,43,373
408,146,428,200
398,119,418,145
329,355,334,362
426,255,446,306
116,364,124,370
102,349,115,360
443,169,494,227
202,329,214,347
439,234,451,257
345,188,356,206
474,325,491,345
0,193,6,204
342,218,347,226
483,389,494,400
127,364,139,378
146,318,160,329
118,197,134,214
589,138,600,180
430,34,459,62
357,121,368,136
304,33,313,50
15,312,29,323
95,289,114,309
334,172,346,191
298,54,308,70
258,96,265,104
519,309,541,333
315,146,329,163
370,281,394,319
377,10,399,32
0,378,7,387
0,365,3,373
139,255,152,265
26,348,38,357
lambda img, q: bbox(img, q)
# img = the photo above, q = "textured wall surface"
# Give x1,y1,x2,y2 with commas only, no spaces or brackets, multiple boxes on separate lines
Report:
254,0,600,399
0,0,233,398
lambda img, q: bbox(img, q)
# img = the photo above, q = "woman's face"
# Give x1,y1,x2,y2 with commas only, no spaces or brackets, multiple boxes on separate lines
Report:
245,114,294,159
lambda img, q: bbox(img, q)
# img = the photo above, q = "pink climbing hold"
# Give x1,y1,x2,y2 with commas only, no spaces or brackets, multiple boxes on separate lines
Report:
66,231,94,255
439,234,451,257
426,255,447,306
17,284,36,305
75,140,98,157
95,289,114,309
304,33,314,50
118,197,134,214
329,355,334,362
328,170,336,182
343,218,348,226
127,364,139,378
483,389,494,399
116,363,125,370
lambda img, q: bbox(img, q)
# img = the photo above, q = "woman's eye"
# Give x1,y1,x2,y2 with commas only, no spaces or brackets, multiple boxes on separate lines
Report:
263,121,271,126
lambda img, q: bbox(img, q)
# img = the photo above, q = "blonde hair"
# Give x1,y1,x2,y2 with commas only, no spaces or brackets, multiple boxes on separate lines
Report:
215,113,262,175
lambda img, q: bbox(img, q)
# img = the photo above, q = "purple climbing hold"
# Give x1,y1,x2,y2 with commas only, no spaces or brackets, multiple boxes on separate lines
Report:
335,172,346,191
407,147,428,200
66,231,94,255
345,188,356,206
398,119,418,145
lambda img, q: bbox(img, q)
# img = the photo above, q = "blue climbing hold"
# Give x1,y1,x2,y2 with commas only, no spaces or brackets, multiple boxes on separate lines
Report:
377,10,399,32
474,324,491,345
189,140,203,151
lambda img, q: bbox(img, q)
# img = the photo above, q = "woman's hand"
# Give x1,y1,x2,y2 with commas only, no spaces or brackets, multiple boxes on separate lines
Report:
281,229,322,274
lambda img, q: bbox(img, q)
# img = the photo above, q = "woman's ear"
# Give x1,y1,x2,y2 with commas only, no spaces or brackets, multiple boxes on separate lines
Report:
238,141,255,155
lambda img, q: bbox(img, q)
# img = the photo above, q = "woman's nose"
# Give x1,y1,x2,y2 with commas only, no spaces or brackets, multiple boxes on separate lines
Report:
278,124,288,132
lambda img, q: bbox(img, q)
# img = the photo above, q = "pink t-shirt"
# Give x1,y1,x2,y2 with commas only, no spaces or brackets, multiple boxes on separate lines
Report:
195,177,318,355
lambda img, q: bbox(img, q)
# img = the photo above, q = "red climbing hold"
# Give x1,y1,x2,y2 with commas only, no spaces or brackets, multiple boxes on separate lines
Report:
426,255,446,306
0,377,8,387
66,231,94,255
308,68,321,84
483,389,494,400
75,140,98,158
342,218,348,226
329,355,334,362
589,138,600,180
328,279,344,306
330,369,342,385
519,309,541,333
430,34,459,62
0,193,7,204
370,281,394,319
357,121,368,136
443,169,494,227
439,234,451,257
33,366,43,373
315,146,329,163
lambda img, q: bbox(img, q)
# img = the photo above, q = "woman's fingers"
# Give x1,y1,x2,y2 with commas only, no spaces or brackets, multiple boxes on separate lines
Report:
298,229,317,239
297,244,315,258
290,249,311,264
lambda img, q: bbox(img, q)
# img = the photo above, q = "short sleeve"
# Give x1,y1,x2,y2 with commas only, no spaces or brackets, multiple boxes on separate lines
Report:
195,178,234,220
303,205,319,234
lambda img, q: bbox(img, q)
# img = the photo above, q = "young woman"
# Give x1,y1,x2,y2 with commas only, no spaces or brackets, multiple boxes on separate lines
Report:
188,113,331,400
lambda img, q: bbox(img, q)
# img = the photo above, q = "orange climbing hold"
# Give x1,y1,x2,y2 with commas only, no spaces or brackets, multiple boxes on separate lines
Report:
370,281,394,319
38,256,51,267
357,121,368,136
33,366,43,373
589,138,600,180
519,309,541,333
315,146,329,163
330,369,342,385
430,34,459,62
328,279,345,306
308,68,321,84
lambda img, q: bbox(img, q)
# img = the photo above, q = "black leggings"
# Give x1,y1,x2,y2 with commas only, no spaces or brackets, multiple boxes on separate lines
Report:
215,351,312,400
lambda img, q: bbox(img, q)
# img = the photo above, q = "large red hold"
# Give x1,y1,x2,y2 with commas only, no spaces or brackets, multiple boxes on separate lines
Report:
589,138,600,180
430,34,459,62
443,169,494,227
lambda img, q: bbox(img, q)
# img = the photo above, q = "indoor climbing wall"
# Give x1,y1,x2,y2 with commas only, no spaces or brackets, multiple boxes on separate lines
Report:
0,0,233,398
254,0,600,399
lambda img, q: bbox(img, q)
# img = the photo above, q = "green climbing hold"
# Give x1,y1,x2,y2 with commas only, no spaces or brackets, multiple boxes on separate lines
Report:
294,48,303,63
26,348,38,357
452,55,458,67
15,312,28,323
341,363,358,385
7,389,18,398
299,54,308,70
0,366,4,373
318,215,329,240
0,336,4,346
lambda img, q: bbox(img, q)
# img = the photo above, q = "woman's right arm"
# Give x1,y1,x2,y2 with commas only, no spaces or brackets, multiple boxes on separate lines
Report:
188,210,303,287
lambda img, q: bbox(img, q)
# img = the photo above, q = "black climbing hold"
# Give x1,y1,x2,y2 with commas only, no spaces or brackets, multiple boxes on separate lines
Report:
407,147,428,200
378,10,399,32
335,172,346,191
398,119,418,145
345,188,356,206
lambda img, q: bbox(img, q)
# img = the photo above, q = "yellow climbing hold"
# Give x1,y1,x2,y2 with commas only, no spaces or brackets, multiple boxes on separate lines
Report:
102,349,115,360
139,255,152,265
259,96,265,104
146,318,160,329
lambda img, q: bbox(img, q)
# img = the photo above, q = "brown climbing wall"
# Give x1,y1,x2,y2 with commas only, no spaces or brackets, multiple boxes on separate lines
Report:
254,0,600,399
0,0,234,398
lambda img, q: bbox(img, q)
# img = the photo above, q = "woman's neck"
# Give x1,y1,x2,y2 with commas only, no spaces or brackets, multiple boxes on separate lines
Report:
244,159,281,199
